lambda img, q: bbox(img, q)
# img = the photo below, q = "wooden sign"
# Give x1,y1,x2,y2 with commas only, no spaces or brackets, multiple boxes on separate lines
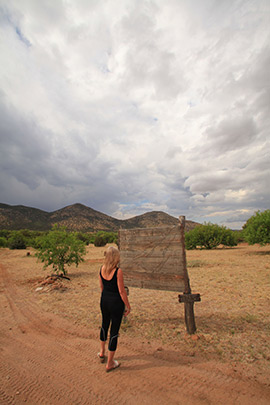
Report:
119,216,191,293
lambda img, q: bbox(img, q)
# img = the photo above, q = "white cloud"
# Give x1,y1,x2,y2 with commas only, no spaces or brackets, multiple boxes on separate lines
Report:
0,0,269,229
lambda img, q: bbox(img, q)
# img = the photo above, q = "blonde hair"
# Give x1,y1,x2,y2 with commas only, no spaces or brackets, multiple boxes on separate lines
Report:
103,246,120,276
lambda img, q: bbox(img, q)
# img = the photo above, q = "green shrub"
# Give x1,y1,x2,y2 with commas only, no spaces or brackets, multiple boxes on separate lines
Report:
32,235,44,249
93,231,118,247
234,230,245,243
0,230,11,239
5,229,45,249
76,232,92,245
94,234,107,247
8,232,27,249
185,223,237,250
0,237,7,247
243,210,270,246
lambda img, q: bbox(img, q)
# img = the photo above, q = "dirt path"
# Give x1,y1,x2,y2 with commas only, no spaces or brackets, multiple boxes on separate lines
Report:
0,262,270,405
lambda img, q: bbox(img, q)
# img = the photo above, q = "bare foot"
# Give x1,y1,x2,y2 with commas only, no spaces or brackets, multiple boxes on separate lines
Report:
106,360,120,372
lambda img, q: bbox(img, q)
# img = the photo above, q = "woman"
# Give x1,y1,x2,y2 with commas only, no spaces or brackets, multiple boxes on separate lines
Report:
98,246,131,372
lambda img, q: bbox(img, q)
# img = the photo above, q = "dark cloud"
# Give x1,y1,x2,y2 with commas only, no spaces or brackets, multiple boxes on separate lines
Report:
0,96,51,188
0,0,269,229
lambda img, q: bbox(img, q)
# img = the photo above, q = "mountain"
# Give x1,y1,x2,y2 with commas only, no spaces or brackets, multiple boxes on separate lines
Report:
0,203,51,230
49,203,120,231
0,203,200,232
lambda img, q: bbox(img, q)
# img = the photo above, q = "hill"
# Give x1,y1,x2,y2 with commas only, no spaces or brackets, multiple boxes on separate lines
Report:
0,203,51,230
0,203,199,232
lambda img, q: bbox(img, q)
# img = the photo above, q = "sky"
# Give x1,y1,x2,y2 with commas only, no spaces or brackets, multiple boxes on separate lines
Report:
0,0,269,229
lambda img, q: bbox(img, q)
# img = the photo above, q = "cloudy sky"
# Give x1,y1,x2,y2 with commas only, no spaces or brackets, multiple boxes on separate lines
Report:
0,0,269,229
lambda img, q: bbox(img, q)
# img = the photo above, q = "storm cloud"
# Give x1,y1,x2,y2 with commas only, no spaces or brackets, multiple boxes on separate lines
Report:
0,0,269,229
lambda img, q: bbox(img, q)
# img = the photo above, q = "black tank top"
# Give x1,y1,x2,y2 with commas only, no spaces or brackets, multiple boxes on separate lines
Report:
100,267,120,295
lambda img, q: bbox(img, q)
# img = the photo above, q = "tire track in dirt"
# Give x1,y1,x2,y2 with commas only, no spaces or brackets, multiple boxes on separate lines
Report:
0,262,270,405
0,263,113,404
0,328,118,404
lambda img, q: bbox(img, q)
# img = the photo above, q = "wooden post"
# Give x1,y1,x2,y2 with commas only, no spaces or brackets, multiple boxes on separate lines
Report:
179,293,201,334
178,216,201,334
184,302,196,334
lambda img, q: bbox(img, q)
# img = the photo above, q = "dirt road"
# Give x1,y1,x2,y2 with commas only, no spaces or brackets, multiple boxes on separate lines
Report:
1,261,270,405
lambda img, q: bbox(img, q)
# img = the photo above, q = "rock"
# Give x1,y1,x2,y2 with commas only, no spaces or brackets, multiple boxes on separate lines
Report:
191,334,200,341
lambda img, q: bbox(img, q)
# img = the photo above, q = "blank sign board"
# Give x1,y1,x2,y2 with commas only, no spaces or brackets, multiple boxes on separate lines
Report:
119,218,191,293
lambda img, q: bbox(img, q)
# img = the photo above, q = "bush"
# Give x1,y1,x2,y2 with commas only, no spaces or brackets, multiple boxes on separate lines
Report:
5,229,45,249
8,232,27,249
0,237,7,247
19,229,43,247
234,230,245,243
185,223,238,250
94,234,107,247
243,210,270,246
76,232,92,245
93,231,118,247
0,230,11,239
32,235,45,249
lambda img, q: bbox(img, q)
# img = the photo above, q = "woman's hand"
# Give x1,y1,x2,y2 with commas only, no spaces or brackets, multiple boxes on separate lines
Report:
124,306,131,316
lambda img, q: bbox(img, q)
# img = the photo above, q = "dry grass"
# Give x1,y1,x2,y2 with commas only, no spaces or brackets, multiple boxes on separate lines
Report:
2,243,270,377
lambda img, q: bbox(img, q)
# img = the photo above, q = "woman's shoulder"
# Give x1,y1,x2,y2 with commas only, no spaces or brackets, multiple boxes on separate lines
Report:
101,266,119,280
116,267,123,277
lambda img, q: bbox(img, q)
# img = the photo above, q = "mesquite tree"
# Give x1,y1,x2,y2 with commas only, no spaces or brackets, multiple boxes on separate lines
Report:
35,225,86,275
243,210,270,246
185,223,237,250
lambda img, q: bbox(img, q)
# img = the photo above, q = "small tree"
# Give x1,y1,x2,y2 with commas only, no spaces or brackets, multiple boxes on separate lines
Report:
35,225,86,275
186,223,237,250
243,210,270,246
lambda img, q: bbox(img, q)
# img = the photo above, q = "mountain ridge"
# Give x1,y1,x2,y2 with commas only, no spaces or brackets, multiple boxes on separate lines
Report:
0,203,199,232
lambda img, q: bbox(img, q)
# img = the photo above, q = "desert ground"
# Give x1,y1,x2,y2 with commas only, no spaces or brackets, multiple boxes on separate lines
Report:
0,243,270,404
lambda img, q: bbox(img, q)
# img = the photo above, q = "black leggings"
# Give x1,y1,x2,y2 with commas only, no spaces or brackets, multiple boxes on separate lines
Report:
100,292,125,351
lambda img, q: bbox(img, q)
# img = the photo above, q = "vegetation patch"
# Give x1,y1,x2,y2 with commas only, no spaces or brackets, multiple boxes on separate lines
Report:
243,209,270,246
185,223,237,250
187,260,204,268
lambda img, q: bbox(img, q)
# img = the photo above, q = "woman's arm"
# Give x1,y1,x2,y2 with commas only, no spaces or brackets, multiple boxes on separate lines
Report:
117,268,131,315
